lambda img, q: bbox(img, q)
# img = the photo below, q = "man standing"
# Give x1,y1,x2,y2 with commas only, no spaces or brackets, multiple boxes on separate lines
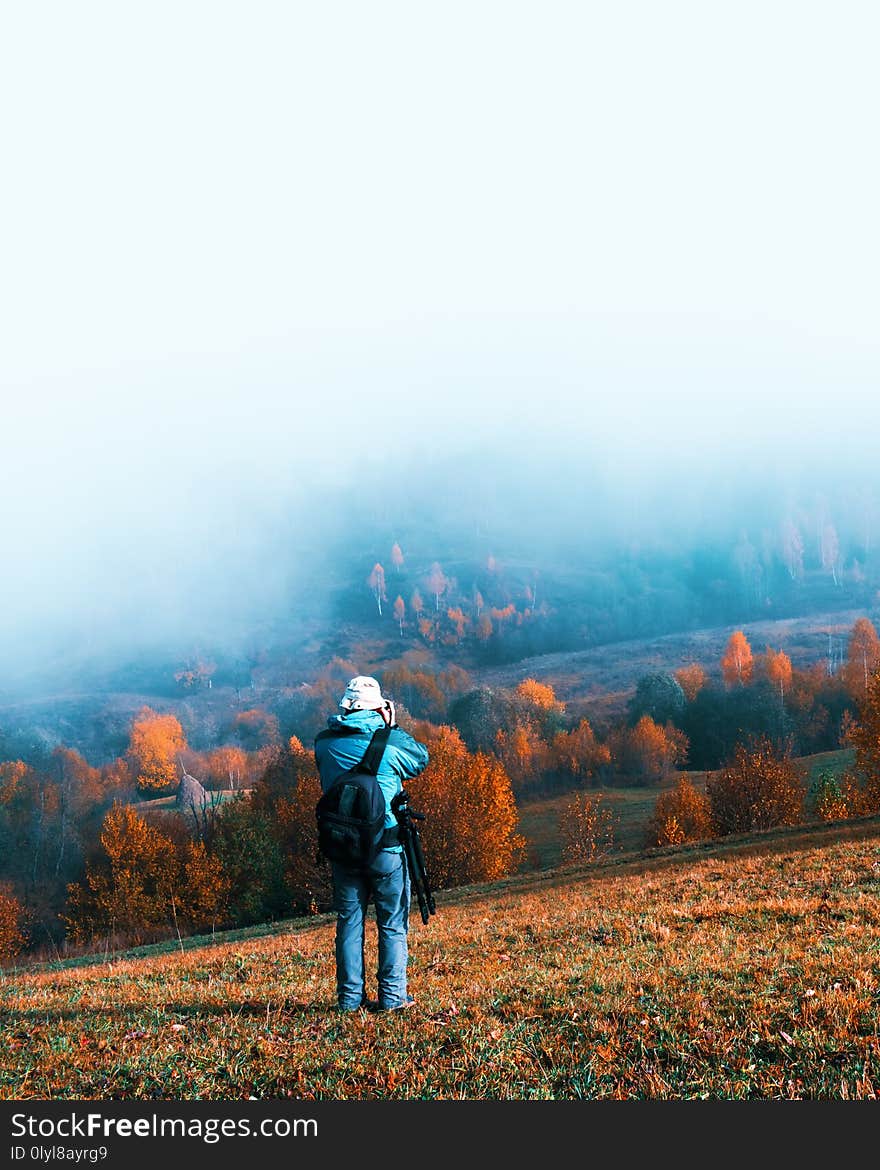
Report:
314,675,429,1012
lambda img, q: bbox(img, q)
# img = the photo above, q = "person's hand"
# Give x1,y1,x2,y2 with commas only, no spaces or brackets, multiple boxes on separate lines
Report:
381,700,397,727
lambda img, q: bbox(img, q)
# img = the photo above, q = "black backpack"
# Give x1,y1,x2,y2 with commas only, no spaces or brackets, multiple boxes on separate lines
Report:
315,725,397,867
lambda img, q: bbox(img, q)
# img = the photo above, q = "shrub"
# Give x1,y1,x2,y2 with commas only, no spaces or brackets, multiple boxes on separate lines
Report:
559,793,616,864
644,775,713,847
706,736,804,835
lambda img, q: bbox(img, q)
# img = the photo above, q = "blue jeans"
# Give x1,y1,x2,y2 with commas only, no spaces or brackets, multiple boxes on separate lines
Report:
331,850,410,1010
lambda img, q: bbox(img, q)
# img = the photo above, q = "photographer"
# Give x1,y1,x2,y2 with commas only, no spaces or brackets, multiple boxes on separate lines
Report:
314,676,429,1012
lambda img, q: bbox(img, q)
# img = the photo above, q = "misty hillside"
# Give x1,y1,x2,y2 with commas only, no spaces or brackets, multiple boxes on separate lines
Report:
2,448,878,756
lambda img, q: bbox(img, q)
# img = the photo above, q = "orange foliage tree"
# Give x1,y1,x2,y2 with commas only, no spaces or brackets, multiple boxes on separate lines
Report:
127,708,187,794
66,803,178,943
0,760,32,805
380,665,446,722
393,595,406,635
201,745,250,790
0,885,26,963
425,563,449,611
513,678,566,742
559,793,616,864
644,776,712,847
232,708,281,749
551,719,611,784
721,630,754,686
476,613,493,642
609,716,688,785
763,647,793,705
445,607,469,642
65,803,230,944
674,663,707,702
844,665,880,814
390,542,404,573
177,839,230,933
406,723,523,888
706,736,804,835
515,678,559,710
844,617,880,699
494,721,550,790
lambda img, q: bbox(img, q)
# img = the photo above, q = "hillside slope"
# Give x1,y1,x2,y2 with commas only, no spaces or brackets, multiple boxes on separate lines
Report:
2,817,879,1101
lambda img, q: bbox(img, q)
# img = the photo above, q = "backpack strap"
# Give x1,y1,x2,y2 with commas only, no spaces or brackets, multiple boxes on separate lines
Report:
360,725,392,774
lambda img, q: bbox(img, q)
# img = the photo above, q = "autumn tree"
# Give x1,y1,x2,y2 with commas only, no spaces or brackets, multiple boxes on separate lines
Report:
476,613,493,642
176,839,230,933
211,796,290,926
706,736,804,835
674,663,707,702
410,588,424,621
201,745,250,790
514,678,566,740
608,716,688,785
231,708,280,749
763,647,793,706
65,803,179,944
844,617,880,699
515,678,559,712
844,666,880,814
721,630,754,686
406,723,523,887
494,721,550,790
0,885,25,963
551,719,611,784
127,707,187,794
445,606,469,643
390,542,404,573
174,655,216,690
248,736,329,912
393,595,406,635
644,776,712,847
379,664,446,722
425,562,449,611
367,562,387,615
49,747,106,881
559,793,616,864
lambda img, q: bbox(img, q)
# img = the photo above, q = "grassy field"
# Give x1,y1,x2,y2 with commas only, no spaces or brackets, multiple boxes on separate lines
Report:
2,813,879,1101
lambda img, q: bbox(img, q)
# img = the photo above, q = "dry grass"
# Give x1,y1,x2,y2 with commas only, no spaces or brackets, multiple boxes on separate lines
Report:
2,820,879,1101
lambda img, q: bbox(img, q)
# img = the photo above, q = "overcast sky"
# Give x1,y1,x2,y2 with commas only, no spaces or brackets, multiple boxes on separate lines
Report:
2,2,879,670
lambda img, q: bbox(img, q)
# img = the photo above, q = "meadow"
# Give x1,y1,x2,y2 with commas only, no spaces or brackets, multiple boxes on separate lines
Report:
2,815,878,1101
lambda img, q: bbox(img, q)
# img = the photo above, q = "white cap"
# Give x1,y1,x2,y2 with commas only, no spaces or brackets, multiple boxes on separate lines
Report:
339,675,386,712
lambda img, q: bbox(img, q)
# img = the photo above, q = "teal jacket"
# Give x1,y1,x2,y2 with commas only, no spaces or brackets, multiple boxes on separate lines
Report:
313,710,430,853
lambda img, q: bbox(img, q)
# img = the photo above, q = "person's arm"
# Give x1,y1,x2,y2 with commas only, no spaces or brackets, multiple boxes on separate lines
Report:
389,730,429,779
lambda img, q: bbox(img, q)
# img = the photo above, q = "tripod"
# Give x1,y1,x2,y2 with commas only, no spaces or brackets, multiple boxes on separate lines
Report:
391,789,436,925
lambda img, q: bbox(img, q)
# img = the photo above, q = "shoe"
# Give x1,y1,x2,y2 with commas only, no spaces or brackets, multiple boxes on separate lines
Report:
380,995,415,1012
338,996,380,1013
